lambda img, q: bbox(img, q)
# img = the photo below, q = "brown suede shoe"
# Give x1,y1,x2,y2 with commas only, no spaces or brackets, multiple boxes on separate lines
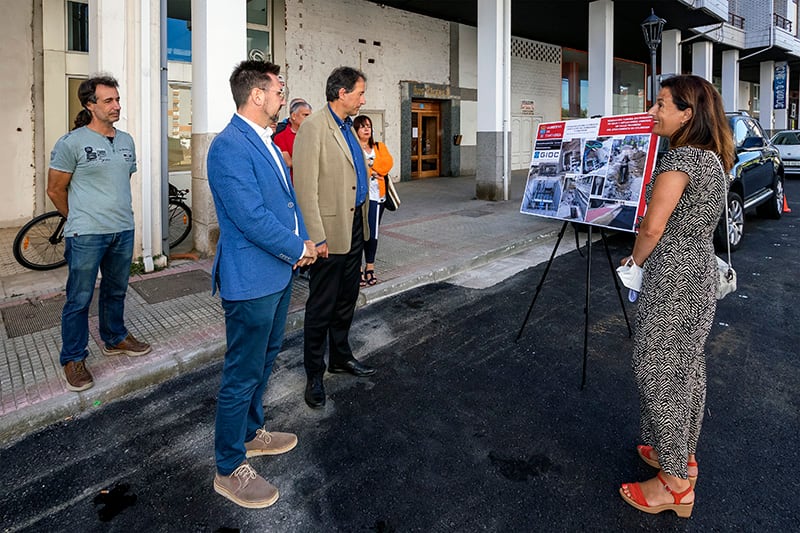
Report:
245,429,298,457
102,333,152,357
63,360,94,392
213,462,279,509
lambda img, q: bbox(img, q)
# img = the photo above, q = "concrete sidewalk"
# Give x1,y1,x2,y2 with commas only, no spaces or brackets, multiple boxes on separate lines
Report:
0,171,563,443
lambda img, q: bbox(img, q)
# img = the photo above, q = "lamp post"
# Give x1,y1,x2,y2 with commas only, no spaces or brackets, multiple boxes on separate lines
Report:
641,9,666,106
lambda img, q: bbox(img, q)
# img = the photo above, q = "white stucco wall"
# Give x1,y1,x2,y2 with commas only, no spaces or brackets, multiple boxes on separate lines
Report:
458,24,478,148
282,0,450,159
1,2,36,226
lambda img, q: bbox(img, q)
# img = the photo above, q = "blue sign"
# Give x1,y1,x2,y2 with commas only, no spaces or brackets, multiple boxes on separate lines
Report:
774,62,788,110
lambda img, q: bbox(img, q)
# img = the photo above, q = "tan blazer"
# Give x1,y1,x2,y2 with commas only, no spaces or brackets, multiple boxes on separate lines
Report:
293,107,370,254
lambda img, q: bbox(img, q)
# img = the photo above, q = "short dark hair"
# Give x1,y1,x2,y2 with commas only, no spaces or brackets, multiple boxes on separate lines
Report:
73,74,118,129
229,60,281,109
325,66,366,102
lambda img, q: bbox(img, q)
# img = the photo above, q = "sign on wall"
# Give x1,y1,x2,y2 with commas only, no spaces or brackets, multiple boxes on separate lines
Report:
520,113,658,233
775,61,788,110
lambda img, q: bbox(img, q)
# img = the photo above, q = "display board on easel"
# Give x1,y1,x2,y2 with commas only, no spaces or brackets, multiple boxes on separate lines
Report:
520,113,658,233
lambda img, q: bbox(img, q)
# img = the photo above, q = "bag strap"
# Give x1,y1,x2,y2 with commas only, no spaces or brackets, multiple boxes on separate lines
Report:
710,151,732,268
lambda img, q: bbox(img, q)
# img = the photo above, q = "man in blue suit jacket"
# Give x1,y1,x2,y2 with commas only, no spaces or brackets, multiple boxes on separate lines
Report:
207,60,317,509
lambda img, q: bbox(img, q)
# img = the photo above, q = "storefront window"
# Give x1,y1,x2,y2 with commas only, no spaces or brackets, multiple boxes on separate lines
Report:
67,77,85,127
247,0,271,61
67,1,88,52
562,49,646,118
247,29,270,61
168,84,192,171
167,17,192,62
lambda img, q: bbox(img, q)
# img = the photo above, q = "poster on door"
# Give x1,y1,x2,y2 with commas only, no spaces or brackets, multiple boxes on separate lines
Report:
520,113,658,233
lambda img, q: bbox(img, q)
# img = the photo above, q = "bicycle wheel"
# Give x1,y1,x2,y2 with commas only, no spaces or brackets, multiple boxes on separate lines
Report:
168,201,192,248
12,211,67,271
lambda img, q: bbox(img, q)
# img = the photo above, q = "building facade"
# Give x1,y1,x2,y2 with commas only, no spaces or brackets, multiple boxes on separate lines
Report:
2,0,798,264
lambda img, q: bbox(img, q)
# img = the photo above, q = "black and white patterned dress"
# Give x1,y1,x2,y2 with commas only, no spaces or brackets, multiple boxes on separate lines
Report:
633,146,726,478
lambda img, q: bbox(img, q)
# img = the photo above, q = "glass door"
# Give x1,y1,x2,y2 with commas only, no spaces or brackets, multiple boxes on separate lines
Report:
411,100,441,178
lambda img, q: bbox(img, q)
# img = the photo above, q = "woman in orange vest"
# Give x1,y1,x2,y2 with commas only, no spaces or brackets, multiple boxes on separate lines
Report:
354,114,394,287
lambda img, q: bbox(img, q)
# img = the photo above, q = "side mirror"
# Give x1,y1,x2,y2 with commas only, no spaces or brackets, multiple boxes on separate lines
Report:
740,137,766,150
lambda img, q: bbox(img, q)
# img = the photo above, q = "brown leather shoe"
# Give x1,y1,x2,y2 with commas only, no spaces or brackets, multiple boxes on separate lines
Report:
245,429,298,457
63,360,94,392
213,462,279,509
102,333,152,357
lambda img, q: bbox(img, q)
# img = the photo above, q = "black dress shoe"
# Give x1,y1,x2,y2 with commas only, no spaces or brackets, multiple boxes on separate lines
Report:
328,358,376,377
304,375,325,408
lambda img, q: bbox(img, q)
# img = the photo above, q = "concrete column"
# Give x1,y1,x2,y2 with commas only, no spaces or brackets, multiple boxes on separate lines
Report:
691,41,713,81
760,60,775,132
191,0,246,254
88,0,163,267
661,29,681,78
475,0,510,201
88,0,128,128
588,0,613,117
722,49,740,113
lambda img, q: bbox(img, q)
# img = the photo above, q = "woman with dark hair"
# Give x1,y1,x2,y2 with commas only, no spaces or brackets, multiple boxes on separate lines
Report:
618,75,734,518
353,114,393,286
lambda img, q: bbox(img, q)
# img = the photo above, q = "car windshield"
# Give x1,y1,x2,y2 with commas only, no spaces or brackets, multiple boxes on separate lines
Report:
772,131,800,145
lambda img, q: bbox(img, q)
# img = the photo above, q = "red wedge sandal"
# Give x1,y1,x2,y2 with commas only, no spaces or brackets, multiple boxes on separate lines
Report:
620,471,694,518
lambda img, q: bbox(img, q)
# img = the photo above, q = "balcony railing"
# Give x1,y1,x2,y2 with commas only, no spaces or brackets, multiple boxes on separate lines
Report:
774,12,792,33
728,12,745,29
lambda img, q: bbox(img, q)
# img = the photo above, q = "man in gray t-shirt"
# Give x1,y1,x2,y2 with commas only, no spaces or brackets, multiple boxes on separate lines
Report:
47,75,151,393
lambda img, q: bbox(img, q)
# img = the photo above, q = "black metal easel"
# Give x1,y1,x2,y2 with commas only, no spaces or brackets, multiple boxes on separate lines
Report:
515,221,632,389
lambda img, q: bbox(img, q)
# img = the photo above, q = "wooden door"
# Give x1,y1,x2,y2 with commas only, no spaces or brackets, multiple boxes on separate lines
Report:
411,100,441,178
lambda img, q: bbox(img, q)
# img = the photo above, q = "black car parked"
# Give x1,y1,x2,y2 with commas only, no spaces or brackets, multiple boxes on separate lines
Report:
719,112,785,251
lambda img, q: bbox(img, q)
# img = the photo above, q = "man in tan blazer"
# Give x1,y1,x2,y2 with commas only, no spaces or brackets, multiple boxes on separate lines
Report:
293,66,375,409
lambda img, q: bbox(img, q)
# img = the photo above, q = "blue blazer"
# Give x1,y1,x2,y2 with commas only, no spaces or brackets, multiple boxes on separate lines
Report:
207,114,309,301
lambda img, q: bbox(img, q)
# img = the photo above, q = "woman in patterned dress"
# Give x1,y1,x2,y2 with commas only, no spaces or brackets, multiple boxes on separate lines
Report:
618,75,734,518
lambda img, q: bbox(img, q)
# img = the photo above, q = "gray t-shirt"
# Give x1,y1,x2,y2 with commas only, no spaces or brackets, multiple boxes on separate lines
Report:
49,126,137,236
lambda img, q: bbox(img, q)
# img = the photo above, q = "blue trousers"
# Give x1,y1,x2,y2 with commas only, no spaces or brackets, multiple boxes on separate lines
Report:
215,283,292,475
60,230,134,365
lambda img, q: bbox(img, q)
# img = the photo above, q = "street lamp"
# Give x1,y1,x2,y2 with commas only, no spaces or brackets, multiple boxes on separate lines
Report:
641,9,666,106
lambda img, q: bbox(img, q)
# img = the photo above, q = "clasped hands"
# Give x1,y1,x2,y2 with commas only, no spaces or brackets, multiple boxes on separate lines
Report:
294,240,319,269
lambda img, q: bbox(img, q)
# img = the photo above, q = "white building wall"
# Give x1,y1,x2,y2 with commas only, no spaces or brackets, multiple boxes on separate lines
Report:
283,0,450,159
509,41,561,123
0,2,36,226
459,24,478,148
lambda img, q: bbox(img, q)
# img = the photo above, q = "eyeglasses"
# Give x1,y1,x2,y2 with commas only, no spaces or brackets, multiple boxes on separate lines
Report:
257,86,286,98
358,124,372,129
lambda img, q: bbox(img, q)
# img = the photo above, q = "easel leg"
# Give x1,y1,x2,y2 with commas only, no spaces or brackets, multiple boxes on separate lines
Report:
600,230,633,337
515,221,569,342
581,226,592,390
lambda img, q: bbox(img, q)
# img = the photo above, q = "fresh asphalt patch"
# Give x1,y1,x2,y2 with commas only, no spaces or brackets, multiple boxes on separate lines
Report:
1,180,798,531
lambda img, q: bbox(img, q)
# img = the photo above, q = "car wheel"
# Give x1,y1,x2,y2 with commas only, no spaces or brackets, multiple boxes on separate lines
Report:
714,191,744,252
756,176,784,219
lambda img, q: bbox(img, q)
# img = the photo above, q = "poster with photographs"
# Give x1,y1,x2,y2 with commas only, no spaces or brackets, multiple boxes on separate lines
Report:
520,113,658,233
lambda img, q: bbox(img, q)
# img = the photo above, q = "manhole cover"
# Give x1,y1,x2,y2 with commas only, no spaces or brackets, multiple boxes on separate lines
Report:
1,292,99,338
130,270,212,304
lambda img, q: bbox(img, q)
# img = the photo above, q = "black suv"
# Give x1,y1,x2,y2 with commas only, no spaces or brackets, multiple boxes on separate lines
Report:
720,112,785,251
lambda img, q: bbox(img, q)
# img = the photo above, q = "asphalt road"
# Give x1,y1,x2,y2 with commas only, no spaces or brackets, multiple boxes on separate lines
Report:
2,180,798,532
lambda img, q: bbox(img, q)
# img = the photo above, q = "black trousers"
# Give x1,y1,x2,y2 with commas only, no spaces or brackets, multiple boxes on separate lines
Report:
304,208,364,377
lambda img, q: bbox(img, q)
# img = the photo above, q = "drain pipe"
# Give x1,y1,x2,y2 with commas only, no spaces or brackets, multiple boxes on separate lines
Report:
738,22,774,62
139,0,154,272
502,0,510,201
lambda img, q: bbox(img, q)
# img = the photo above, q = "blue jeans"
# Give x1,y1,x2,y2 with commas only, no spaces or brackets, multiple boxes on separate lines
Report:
215,283,293,475
60,230,134,365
